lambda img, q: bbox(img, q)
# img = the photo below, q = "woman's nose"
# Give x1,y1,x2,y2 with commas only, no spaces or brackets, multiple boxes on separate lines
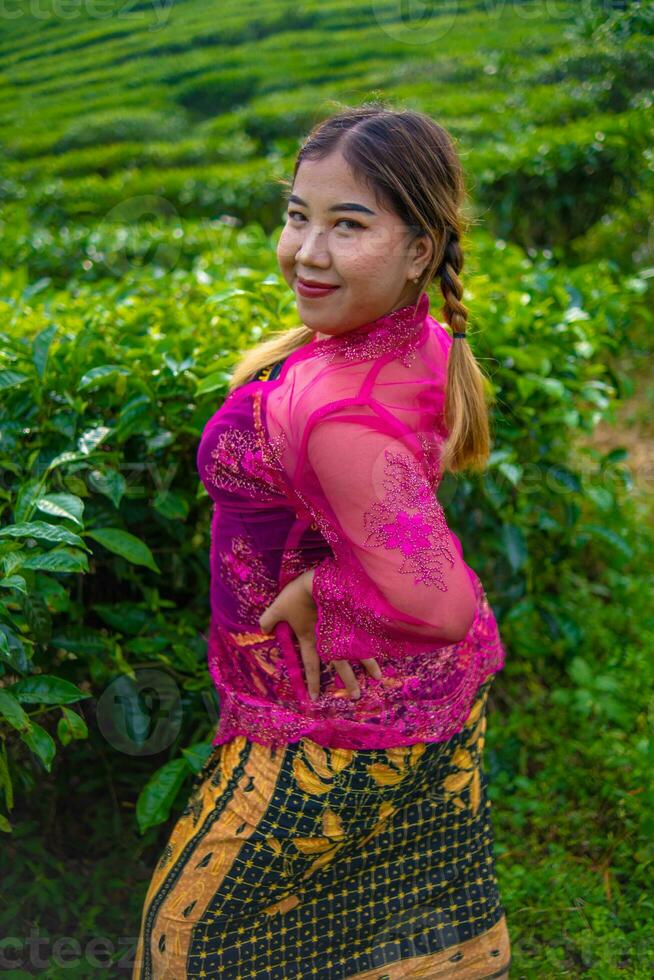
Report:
295,227,330,265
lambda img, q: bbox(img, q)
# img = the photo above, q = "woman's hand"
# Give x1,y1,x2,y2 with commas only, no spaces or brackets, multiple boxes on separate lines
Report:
258,567,382,701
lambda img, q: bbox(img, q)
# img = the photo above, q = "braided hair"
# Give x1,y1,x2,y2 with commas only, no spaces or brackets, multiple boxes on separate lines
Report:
439,230,468,343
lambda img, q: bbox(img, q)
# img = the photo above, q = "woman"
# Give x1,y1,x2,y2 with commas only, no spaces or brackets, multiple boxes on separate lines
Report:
133,105,511,979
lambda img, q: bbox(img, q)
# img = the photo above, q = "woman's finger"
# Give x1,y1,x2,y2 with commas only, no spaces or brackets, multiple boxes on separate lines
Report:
332,661,362,700
258,604,277,634
297,636,321,701
331,659,382,696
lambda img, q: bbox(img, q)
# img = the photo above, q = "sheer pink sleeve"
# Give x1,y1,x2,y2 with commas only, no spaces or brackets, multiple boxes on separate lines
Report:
263,298,480,665
302,406,478,664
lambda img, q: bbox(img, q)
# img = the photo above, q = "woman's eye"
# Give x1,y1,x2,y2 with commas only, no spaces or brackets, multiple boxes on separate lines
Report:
286,211,362,231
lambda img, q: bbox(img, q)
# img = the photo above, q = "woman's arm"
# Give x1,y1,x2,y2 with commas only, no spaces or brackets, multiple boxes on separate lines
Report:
302,406,478,664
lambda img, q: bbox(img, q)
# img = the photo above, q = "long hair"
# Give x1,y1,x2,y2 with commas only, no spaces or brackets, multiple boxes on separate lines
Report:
228,102,493,474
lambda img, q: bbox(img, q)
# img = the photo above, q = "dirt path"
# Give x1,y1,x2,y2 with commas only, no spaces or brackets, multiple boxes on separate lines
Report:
578,355,653,521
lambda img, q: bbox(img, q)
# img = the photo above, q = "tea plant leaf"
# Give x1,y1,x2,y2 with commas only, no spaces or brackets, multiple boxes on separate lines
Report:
57,706,88,745
36,493,85,525
0,521,87,549
77,364,130,391
32,324,57,380
0,575,28,595
0,690,32,732
20,549,89,573
0,370,29,391
21,723,56,773
85,528,160,572
78,426,112,454
181,741,214,773
136,758,189,833
9,675,91,705
87,467,126,508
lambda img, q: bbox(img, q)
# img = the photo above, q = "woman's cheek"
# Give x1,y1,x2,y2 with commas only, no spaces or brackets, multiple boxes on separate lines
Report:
276,234,294,280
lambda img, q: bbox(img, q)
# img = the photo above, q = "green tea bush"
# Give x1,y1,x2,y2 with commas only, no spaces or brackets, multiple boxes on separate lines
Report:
18,156,289,228
13,133,258,181
237,99,324,146
571,184,654,270
534,42,654,113
445,234,653,651
571,0,654,42
176,68,263,117
472,108,652,251
53,109,190,154
218,5,325,46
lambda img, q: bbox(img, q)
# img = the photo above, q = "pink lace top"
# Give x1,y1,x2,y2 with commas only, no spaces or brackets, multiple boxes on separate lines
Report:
196,291,506,749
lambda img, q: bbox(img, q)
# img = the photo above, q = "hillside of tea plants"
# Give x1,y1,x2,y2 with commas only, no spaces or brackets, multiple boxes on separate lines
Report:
0,0,653,975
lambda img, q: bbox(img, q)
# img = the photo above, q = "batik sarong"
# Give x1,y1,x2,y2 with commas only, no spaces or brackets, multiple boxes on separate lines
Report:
132,676,511,978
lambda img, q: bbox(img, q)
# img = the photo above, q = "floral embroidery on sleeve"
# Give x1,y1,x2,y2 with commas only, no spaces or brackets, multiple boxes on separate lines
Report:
362,449,456,591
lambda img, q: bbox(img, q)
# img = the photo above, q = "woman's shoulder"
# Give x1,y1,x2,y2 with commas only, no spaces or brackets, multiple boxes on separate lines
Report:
247,356,288,384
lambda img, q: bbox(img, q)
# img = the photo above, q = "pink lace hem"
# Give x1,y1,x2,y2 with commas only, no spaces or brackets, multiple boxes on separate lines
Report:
207,572,506,750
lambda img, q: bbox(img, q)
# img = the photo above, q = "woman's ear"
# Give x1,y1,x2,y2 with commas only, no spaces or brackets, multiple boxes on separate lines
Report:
412,231,434,276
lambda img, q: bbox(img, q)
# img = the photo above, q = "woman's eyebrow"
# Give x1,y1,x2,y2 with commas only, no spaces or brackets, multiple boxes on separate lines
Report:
286,193,376,216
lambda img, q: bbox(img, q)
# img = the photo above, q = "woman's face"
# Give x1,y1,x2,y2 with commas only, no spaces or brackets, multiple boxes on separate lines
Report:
276,149,432,339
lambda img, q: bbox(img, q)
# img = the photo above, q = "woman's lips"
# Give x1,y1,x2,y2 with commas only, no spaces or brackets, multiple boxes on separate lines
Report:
296,279,340,299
